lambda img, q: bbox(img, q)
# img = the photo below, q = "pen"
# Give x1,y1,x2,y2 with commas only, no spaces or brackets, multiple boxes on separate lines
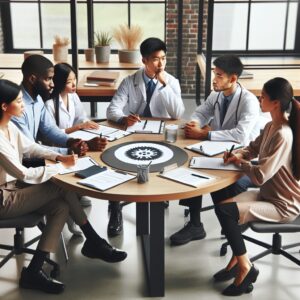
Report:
191,173,210,179
129,111,141,123
142,120,148,130
89,158,100,166
99,133,102,139
228,144,235,156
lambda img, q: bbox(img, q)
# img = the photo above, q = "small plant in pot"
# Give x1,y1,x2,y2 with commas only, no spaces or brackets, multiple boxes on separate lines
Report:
94,31,112,63
113,24,143,64
53,35,70,62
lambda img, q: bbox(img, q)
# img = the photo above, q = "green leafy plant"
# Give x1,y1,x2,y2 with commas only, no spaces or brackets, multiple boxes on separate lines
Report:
94,31,113,46
113,24,143,50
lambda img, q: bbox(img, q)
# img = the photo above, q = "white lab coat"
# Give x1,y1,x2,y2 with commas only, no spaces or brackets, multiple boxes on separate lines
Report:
191,84,267,145
106,68,185,122
45,93,89,131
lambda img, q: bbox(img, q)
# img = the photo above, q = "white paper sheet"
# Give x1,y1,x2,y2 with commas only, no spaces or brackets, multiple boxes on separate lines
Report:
190,157,242,171
126,120,164,134
59,156,98,175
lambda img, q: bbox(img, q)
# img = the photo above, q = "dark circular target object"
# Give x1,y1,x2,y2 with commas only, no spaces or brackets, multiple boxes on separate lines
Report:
101,141,188,173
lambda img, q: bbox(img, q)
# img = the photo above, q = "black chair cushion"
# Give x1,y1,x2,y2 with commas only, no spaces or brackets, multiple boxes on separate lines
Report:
250,215,300,233
0,213,43,228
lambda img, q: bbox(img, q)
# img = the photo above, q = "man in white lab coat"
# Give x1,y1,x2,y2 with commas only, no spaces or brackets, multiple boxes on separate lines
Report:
170,55,266,246
106,37,184,237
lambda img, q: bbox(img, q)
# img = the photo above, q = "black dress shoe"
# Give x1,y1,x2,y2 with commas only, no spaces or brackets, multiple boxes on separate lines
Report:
222,265,259,296
81,239,127,263
108,207,123,237
19,267,65,294
170,221,206,246
213,264,238,282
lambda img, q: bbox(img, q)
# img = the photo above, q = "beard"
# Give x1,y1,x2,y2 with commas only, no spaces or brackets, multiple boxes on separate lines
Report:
33,81,51,102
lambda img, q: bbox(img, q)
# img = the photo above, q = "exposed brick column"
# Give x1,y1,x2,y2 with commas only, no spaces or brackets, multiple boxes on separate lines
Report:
166,0,203,96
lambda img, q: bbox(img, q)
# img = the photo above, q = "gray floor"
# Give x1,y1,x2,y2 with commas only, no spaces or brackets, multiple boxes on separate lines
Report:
1,98,300,300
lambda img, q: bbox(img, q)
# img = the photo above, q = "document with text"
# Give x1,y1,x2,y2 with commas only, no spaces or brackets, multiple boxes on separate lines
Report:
159,167,216,188
126,120,164,134
186,141,242,157
78,169,136,191
59,156,99,175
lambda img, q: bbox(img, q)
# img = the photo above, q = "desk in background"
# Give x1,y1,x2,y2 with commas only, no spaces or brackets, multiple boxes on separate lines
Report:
196,54,300,98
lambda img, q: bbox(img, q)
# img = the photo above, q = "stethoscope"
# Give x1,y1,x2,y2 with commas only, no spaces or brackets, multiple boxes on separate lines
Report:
213,82,243,126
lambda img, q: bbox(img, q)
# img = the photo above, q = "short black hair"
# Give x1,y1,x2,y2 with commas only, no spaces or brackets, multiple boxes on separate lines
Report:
213,55,243,77
21,54,53,78
140,38,167,57
0,79,21,119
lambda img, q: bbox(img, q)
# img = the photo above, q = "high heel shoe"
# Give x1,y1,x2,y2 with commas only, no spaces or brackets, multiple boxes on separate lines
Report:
213,264,238,281
222,265,259,296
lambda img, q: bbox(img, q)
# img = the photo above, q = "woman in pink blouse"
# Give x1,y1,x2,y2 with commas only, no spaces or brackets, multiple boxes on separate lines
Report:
213,77,300,296
0,79,126,294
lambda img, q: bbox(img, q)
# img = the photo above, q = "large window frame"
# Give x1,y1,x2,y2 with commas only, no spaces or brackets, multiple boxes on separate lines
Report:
0,0,167,53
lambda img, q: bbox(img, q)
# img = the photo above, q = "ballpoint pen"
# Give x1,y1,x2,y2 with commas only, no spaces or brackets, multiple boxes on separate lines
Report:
191,173,210,179
129,111,141,122
228,144,235,157
142,120,148,130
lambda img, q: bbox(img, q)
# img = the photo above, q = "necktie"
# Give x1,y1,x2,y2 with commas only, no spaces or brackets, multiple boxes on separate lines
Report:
220,96,229,125
143,79,156,117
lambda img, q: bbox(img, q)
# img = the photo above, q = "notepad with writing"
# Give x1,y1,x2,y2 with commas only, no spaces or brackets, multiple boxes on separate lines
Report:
159,167,216,188
78,169,136,191
126,120,165,134
186,141,242,157
59,157,98,175
190,157,242,171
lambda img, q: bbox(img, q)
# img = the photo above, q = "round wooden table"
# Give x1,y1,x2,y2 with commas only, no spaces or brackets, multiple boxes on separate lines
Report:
52,120,243,297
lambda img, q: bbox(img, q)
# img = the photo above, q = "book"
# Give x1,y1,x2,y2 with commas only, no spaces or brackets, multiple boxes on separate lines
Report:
189,157,242,171
85,80,115,87
86,70,120,82
78,169,136,191
75,165,107,179
186,141,242,157
126,120,165,134
159,167,216,188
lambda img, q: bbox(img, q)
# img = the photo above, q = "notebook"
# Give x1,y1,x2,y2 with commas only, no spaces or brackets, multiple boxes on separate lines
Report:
126,120,165,134
75,165,107,179
186,141,242,157
86,70,120,82
59,157,99,175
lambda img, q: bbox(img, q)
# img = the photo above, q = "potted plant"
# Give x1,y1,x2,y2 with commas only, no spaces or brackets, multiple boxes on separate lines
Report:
94,31,112,63
113,24,143,63
53,35,70,62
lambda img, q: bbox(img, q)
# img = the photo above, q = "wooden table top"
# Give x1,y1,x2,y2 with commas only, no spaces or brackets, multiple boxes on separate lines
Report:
51,121,242,202
0,53,142,70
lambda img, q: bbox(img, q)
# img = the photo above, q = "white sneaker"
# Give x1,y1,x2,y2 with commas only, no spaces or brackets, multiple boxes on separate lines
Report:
66,218,82,236
80,197,92,207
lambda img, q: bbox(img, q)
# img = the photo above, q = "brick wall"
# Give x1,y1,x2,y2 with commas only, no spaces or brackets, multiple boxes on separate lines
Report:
166,0,203,96
0,9,4,52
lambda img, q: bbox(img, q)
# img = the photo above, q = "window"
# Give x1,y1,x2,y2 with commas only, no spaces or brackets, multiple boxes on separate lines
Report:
212,0,299,52
4,0,166,52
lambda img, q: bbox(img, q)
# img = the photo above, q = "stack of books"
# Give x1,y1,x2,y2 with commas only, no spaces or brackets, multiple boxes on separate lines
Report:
85,70,120,86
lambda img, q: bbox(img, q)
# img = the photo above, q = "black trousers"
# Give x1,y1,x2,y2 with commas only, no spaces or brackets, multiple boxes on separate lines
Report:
215,202,246,256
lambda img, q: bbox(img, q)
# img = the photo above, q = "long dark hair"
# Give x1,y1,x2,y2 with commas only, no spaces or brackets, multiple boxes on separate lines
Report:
263,77,300,180
0,79,22,119
49,63,76,126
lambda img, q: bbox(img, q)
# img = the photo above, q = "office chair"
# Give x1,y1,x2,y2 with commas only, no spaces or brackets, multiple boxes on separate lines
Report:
219,215,300,266
0,213,68,277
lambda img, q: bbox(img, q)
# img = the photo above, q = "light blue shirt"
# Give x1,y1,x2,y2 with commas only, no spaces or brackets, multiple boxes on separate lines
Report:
11,86,69,155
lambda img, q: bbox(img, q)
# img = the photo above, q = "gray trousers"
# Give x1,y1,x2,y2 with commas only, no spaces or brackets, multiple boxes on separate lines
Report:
0,181,86,253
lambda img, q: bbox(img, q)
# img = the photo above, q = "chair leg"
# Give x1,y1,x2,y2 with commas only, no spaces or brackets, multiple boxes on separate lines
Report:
60,233,69,262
